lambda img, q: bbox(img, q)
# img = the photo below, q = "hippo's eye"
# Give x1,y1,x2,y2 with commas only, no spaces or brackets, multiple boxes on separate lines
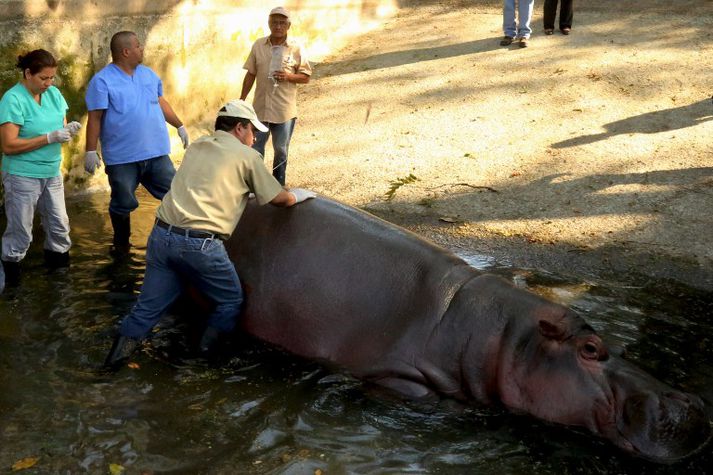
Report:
580,341,601,360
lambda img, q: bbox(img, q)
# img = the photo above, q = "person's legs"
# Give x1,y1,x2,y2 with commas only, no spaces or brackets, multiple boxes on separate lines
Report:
118,226,183,338
180,238,243,334
543,0,557,30
559,0,573,29
1,173,41,267
517,0,535,39
106,162,141,216
502,0,517,38
106,162,141,251
36,176,72,268
252,129,270,158
141,155,176,200
269,118,296,186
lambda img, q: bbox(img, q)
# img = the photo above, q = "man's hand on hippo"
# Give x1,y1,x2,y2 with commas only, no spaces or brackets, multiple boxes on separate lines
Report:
289,188,317,203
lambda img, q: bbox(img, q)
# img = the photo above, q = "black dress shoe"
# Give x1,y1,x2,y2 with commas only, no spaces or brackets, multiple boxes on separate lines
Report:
560,27,571,35
499,36,514,46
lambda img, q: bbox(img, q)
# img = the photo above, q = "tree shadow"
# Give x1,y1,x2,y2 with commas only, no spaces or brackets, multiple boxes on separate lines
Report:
314,38,500,78
552,98,713,149
431,166,713,222
373,166,713,289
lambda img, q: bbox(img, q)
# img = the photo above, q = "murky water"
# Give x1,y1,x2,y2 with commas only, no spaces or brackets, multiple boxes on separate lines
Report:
1,190,711,474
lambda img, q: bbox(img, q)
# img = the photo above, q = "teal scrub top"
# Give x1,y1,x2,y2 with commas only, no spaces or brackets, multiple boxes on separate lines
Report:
0,83,68,178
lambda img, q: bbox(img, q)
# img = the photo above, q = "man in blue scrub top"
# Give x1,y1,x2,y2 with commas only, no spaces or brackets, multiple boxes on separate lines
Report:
84,31,190,255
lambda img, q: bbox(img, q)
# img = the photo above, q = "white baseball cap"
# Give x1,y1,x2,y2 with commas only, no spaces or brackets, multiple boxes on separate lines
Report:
269,6,290,20
217,100,268,132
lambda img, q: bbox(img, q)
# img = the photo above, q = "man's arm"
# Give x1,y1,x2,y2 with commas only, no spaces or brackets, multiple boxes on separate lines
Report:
269,189,297,207
269,188,316,207
240,72,256,100
159,96,190,148
271,71,310,84
85,110,104,151
158,96,183,128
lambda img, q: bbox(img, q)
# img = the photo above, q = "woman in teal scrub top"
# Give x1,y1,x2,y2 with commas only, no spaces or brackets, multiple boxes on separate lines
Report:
0,49,81,288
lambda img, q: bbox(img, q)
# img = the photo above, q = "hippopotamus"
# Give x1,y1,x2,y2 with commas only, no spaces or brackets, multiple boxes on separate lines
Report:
225,196,711,463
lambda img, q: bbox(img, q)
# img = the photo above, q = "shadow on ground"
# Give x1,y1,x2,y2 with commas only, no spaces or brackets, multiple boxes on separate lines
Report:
364,165,713,291
553,98,713,148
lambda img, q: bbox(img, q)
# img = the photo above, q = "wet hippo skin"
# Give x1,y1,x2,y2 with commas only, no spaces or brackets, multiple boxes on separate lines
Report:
224,196,711,463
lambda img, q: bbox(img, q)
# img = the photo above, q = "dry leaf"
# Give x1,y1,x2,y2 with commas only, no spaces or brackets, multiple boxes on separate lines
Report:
12,457,39,471
438,217,457,223
109,463,125,475
127,362,140,369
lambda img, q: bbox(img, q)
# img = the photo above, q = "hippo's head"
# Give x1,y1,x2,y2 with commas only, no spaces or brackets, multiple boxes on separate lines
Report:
496,304,711,463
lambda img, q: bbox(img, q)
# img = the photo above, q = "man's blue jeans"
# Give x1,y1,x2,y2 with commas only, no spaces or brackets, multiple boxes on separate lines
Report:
105,155,175,215
119,224,243,339
503,0,534,39
252,118,296,186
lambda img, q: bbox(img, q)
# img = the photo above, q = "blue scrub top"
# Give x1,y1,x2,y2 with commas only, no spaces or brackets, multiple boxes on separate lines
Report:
85,64,170,165
0,83,68,178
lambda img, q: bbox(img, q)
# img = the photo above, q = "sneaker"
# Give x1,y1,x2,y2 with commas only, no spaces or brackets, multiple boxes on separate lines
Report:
499,36,513,46
519,37,529,48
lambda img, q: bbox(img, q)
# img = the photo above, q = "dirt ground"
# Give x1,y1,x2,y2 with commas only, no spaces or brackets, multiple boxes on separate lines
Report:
281,0,713,291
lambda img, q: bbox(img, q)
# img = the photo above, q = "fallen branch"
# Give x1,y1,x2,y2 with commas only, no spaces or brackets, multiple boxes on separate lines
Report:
428,183,499,193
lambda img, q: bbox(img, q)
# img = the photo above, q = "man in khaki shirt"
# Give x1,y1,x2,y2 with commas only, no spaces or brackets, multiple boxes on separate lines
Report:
240,6,312,185
104,99,316,370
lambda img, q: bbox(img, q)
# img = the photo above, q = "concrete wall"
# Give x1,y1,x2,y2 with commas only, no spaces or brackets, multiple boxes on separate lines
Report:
0,0,395,191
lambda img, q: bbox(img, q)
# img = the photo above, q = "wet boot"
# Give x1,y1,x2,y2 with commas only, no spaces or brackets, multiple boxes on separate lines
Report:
198,326,221,357
109,212,131,257
104,335,141,371
44,250,70,269
1,260,21,287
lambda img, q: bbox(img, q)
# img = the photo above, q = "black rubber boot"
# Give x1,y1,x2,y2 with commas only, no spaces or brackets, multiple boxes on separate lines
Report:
109,212,131,256
104,335,141,370
198,326,221,357
1,260,21,287
44,249,70,269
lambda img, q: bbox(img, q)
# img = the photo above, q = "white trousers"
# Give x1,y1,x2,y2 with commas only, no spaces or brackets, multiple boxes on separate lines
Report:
1,172,71,262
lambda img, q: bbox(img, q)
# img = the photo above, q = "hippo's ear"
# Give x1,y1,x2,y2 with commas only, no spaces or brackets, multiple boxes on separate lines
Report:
538,320,567,341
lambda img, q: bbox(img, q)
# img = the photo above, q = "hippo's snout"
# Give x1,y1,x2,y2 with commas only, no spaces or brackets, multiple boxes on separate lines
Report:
618,390,711,462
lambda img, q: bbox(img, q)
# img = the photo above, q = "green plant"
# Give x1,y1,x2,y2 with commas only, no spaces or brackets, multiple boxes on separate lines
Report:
385,173,418,201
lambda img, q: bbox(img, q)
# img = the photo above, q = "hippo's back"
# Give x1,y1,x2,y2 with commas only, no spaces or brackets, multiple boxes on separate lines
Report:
227,197,477,369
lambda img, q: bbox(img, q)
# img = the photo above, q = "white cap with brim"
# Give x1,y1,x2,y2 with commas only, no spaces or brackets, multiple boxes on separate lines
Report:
269,6,290,19
217,100,268,132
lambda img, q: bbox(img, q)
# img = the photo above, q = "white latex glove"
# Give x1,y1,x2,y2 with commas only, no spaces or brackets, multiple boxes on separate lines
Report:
177,125,190,149
84,151,102,174
66,121,82,136
289,188,317,203
47,129,71,144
